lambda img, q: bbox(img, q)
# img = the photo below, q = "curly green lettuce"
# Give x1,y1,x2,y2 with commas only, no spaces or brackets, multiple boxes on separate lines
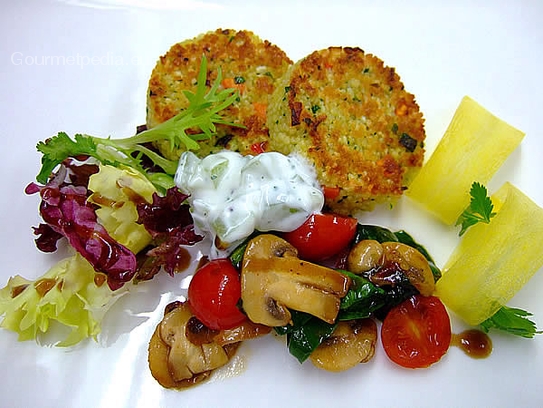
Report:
0,254,128,347
35,56,240,192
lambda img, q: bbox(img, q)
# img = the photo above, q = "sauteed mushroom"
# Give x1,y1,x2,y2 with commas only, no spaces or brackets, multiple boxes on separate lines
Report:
381,242,435,296
148,301,239,389
213,320,272,346
241,234,351,326
347,239,384,273
309,318,378,372
185,315,272,346
347,240,435,296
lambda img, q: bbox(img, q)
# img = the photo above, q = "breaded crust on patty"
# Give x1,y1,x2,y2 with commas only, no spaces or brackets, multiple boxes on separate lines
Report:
147,28,292,159
266,46,425,215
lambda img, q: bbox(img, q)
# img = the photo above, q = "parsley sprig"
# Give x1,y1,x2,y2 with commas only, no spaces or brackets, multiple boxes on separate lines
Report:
455,182,497,236
480,305,542,338
36,55,240,191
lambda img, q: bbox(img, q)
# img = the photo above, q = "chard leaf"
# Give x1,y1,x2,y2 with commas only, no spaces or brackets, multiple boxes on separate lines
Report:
275,311,336,364
353,224,399,244
337,270,387,320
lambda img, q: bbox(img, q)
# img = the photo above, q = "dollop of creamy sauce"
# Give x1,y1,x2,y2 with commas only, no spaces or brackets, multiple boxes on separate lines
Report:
174,151,324,254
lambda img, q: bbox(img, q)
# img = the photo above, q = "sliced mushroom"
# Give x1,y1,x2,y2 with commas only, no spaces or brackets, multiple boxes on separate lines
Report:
241,234,351,327
185,316,219,346
213,320,272,346
309,318,377,372
148,301,239,389
148,322,214,389
184,315,272,347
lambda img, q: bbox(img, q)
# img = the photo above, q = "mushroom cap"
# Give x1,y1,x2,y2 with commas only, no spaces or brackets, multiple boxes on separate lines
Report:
309,318,378,372
241,234,351,326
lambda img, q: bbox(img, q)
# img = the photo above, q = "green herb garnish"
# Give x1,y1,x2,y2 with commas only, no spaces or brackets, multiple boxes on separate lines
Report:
480,305,542,338
36,55,240,191
455,182,496,236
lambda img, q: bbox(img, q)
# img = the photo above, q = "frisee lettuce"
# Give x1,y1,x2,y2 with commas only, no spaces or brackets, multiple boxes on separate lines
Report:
36,55,240,192
0,254,129,347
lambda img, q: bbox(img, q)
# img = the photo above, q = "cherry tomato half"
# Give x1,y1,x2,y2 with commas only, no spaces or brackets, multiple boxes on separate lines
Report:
381,294,451,369
188,259,247,330
282,213,358,262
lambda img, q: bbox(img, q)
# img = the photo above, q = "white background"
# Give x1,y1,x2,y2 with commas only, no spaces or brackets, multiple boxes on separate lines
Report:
1,1,542,407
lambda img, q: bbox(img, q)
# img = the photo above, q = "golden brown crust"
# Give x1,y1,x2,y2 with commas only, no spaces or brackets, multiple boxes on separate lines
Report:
147,28,292,158
266,46,425,215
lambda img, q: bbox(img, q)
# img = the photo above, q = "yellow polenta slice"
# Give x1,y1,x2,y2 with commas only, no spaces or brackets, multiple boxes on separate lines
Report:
406,96,525,224
435,182,543,325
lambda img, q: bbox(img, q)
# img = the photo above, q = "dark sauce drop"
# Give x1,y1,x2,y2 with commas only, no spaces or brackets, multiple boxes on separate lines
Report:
451,329,493,359
174,247,192,273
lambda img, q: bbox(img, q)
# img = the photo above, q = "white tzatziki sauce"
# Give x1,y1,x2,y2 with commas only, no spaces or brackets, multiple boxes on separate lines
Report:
174,151,324,254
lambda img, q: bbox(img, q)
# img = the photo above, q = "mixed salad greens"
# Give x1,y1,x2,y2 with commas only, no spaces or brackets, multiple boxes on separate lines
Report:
0,55,541,377
0,57,233,345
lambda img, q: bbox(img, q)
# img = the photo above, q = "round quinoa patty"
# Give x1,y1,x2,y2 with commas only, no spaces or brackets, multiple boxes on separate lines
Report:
146,28,292,159
266,46,425,215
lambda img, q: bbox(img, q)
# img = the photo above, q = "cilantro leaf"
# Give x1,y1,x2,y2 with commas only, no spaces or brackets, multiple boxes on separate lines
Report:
480,305,542,338
455,182,496,236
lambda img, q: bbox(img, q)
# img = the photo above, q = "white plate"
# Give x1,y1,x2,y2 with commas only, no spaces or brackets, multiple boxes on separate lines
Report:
1,1,543,407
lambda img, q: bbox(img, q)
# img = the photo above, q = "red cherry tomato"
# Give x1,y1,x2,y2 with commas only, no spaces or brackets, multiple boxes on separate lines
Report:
381,294,451,369
188,259,247,330
282,213,358,262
